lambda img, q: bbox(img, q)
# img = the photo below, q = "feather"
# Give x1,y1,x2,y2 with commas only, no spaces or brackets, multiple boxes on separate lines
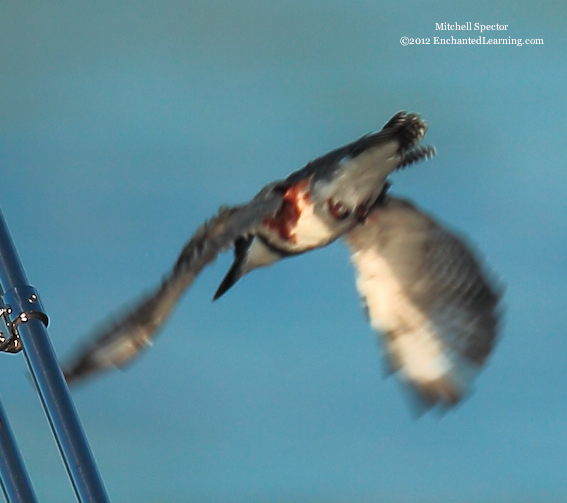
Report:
345,195,502,408
63,190,282,383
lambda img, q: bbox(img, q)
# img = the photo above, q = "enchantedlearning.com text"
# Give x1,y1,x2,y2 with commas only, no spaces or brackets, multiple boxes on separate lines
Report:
400,22,543,47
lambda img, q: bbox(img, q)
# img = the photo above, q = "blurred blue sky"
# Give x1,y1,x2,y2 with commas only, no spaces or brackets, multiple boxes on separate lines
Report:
1,1,566,502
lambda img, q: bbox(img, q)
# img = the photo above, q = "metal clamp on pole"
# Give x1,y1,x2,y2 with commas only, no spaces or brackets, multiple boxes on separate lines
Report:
0,308,20,354
0,286,49,353
0,207,111,503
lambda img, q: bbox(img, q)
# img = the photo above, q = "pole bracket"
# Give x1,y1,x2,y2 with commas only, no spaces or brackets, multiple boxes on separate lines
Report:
0,286,49,353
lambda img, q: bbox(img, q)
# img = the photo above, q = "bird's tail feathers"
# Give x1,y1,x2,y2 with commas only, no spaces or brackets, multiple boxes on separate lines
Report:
397,145,437,171
353,111,430,158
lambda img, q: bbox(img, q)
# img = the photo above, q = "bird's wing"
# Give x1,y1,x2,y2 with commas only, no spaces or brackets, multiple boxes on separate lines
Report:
62,186,283,384
344,196,502,409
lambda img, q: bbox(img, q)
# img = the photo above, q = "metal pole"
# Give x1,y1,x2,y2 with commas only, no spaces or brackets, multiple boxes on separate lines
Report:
0,207,110,503
0,397,38,503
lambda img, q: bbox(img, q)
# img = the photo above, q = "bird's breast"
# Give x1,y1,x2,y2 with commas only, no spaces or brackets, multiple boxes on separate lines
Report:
261,179,334,251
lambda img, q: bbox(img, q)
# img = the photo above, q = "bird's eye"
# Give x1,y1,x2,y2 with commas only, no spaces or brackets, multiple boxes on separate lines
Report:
328,199,351,220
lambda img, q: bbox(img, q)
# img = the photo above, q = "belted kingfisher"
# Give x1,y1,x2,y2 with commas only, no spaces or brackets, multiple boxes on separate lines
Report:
344,195,502,407
63,111,435,384
63,188,502,410
213,111,434,299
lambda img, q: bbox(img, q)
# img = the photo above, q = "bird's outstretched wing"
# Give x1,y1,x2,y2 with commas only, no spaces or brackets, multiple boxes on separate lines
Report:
63,186,283,383
344,196,502,409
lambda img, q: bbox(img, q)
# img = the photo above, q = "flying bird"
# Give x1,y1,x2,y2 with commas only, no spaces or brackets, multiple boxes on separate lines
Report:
344,195,502,408
63,111,435,383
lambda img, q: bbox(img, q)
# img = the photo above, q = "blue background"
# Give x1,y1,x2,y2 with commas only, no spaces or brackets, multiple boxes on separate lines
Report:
1,1,566,502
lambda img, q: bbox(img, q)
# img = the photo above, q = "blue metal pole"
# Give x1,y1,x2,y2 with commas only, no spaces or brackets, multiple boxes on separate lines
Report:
0,207,110,503
0,395,38,503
